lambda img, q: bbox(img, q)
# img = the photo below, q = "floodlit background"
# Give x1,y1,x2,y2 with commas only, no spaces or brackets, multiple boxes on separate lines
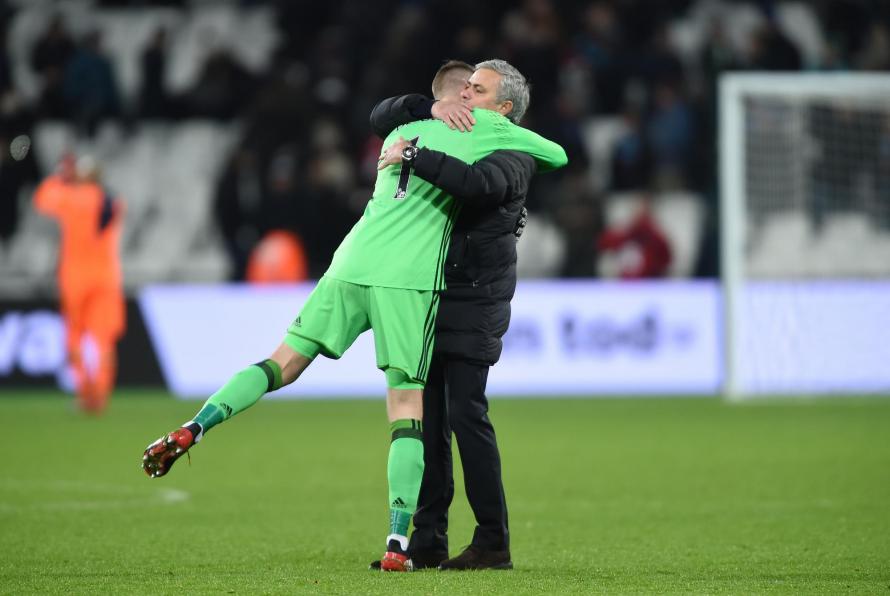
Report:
1,0,889,396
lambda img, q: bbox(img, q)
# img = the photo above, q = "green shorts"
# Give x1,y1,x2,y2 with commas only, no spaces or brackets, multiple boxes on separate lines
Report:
283,276,439,389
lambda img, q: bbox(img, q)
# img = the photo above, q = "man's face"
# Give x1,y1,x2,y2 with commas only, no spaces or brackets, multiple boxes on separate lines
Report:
460,68,512,117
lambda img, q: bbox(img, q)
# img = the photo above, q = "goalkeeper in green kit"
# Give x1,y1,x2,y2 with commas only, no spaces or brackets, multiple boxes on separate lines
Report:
142,58,567,572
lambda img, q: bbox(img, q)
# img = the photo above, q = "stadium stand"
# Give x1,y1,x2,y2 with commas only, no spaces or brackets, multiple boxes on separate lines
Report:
0,0,887,295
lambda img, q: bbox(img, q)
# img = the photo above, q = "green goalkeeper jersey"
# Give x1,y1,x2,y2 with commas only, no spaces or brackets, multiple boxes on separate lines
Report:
325,108,567,291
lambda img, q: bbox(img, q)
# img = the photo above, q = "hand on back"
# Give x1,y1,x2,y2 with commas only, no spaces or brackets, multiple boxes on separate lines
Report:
378,136,411,170
431,99,475,132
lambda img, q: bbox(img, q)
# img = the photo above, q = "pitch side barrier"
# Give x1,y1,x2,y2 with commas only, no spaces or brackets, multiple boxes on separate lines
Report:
0,298,163,390
5,281,889,396
138,279,890,398
139,280,721,398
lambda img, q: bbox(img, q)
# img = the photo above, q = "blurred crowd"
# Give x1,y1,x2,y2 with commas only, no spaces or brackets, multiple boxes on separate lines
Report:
1,0,889,280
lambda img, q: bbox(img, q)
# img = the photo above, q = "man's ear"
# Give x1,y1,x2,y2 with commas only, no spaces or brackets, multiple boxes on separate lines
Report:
499,100,514,117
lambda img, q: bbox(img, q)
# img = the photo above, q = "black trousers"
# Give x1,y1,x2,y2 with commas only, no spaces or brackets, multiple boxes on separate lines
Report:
408,353,510,553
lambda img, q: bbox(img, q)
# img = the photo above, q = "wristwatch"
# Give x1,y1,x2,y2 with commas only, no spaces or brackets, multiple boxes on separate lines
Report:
401,145,419,163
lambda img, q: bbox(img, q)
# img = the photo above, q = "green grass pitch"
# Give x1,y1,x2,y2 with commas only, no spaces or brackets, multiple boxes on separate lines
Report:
1,391,888,594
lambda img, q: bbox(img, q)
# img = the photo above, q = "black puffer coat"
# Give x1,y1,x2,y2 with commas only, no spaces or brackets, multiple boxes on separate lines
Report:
370,95,536,365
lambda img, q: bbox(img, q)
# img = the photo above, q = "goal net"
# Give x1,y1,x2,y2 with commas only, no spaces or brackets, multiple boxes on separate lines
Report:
720,74,890,398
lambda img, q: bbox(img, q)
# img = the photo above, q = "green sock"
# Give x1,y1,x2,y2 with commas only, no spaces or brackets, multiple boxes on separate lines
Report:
387,419,424,545
186,360,283,437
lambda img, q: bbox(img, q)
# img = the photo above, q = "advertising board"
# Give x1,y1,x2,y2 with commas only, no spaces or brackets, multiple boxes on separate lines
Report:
139,281,722,397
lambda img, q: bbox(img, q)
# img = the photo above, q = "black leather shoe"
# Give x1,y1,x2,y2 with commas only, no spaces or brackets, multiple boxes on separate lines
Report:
368,549,448,570
438,545,513,570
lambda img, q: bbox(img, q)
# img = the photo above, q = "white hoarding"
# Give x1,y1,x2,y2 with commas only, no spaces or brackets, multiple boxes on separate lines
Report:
739,281,890,394
489,281,721,394
139,281,722,398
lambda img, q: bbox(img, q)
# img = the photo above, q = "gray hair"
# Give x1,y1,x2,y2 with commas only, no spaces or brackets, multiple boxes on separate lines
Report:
474,59,530,124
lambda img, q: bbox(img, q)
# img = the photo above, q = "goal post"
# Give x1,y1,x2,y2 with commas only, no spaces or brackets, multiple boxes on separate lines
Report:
720,73,890,399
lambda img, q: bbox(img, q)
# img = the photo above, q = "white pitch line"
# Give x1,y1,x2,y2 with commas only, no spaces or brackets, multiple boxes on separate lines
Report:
160,488,189,504
0,480,190,512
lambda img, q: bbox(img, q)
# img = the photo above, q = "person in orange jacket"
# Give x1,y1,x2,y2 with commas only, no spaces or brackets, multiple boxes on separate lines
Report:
245,229,309,284
34,154,125,413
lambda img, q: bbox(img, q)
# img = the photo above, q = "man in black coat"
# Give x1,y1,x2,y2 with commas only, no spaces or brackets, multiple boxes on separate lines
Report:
368,59,554,571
